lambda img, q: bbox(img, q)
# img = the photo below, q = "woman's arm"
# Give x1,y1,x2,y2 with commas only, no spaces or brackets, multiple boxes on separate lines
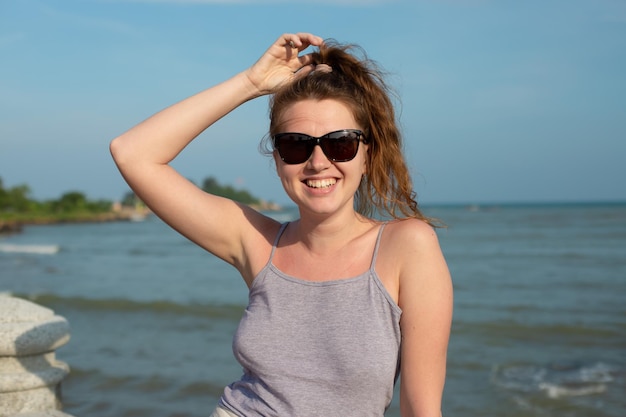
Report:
396,220,453,417
109,33,323,278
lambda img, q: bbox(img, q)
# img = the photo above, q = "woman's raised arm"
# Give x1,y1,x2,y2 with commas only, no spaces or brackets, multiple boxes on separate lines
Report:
109,33,323,278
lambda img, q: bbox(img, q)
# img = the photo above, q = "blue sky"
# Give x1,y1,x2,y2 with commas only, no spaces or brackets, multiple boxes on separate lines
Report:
1,0,624,206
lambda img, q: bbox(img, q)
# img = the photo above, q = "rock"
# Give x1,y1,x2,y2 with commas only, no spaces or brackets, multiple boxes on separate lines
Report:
0,296,71,417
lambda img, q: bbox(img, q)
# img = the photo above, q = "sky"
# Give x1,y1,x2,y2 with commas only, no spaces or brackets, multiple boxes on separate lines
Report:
1,0,624,206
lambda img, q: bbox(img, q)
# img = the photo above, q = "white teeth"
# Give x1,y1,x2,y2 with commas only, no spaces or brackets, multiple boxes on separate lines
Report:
306,178,336,188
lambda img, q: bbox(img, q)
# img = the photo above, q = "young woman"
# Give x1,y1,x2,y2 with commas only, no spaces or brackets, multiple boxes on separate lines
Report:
110,32,453,417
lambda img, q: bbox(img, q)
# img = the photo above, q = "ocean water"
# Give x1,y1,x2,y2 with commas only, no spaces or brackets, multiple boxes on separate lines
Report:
1,203,624,417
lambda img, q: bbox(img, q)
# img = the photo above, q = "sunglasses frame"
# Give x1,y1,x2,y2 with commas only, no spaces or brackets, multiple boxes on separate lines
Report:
273,129,368,165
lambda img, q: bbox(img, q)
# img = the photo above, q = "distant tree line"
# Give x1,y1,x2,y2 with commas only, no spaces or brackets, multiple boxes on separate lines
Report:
200,176,261,205
0,176,265,222
120,177,262,206
0,177,111,218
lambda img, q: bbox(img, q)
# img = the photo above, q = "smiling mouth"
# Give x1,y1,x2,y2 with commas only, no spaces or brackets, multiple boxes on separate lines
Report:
306,178,337,189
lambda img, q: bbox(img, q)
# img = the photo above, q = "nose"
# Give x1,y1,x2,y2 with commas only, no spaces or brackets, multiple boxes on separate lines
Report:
307,144,331,170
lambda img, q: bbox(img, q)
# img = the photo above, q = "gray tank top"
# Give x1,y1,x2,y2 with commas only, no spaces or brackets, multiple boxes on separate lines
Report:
219,222,402,417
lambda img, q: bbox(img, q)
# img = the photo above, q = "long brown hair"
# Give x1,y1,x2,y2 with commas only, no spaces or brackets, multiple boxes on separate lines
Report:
265,40,435,225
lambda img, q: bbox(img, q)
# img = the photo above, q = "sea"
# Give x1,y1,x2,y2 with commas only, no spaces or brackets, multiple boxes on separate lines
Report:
1,202,624,417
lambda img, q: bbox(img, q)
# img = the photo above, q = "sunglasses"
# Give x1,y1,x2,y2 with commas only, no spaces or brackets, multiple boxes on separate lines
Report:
273,129,368,165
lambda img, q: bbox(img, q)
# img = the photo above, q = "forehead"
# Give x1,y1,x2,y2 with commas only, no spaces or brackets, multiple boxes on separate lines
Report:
276,99,359,135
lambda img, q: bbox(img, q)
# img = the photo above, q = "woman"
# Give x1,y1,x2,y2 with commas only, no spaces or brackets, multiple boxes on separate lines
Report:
110,32,452,417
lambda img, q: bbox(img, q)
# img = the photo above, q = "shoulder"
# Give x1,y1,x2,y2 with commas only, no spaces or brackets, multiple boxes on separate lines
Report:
374,219,447,305
381,219,451,307
382,218,441,255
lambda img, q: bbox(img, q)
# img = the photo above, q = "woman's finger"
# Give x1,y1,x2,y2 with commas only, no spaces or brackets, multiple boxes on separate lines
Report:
281,33,324,51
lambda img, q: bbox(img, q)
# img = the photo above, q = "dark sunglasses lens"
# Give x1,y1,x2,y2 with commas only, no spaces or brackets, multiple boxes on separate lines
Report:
275,130,362,164
276,134,313,164
322,132,360,162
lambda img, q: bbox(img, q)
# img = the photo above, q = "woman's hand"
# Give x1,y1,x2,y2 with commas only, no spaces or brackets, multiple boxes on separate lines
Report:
244,32,324,96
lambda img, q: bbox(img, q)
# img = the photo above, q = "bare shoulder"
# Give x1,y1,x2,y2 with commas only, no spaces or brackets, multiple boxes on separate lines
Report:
382,219,451,307
375,219,447,305
383,218,442,255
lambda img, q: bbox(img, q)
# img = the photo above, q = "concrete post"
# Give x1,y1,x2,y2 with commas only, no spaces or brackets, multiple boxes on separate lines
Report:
0,295,72,417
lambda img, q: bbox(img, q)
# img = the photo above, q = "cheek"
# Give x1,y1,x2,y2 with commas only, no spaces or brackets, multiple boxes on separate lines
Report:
273,152,298,183
273,151,291,179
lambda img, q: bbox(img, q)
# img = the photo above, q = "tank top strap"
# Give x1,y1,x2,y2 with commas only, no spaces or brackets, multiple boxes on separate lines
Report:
268,222,290,262
369,222,387,270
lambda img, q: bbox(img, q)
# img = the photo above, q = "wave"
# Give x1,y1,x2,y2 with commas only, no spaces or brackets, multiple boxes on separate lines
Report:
491,360,624,399
0,243,60,255
16,293,245,319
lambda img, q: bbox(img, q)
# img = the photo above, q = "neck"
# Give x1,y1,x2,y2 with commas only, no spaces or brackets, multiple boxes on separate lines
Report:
292,209,371,254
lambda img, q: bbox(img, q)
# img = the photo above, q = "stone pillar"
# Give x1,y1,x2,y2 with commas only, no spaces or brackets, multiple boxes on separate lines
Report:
0,296,71,417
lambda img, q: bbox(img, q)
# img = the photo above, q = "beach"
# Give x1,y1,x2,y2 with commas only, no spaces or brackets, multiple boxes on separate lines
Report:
1,202,624,416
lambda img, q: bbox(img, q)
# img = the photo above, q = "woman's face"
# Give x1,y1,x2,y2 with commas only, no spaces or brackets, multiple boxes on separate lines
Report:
273,99,369,217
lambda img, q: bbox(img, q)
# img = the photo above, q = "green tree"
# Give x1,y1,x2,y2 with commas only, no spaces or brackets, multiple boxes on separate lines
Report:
201,177,220,193
87,199,114,212
7,184,32,212
201,176,260,205
54,191,87,212
122,191,139,207
0,176,115,223
0,177,7,210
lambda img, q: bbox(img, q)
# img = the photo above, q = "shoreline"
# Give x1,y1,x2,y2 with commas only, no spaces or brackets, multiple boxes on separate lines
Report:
0,220,23,234
0,209,150,235
0,203,284,235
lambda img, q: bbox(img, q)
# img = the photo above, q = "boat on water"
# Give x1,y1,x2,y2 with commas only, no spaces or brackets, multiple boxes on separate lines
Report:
0,244,60,255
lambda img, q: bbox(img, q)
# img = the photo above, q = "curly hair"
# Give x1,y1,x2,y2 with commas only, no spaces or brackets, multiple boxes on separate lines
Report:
263,40,435,225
